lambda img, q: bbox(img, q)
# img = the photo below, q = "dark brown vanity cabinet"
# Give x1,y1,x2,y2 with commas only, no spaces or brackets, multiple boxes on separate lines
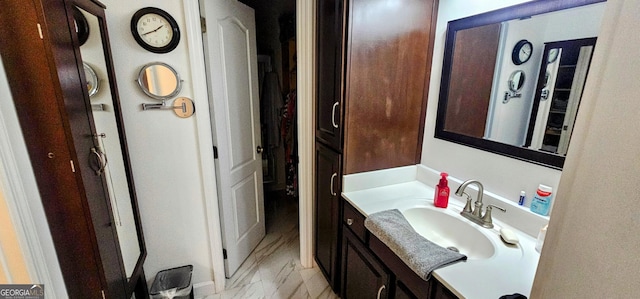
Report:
342,228,391,299
341,199,460,299
314,0,439,293
316,0,345,150
315,142,342,289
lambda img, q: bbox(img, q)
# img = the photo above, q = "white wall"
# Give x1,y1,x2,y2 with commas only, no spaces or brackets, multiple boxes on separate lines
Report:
102,0,217,286
422,0,564,207
532,0,640,296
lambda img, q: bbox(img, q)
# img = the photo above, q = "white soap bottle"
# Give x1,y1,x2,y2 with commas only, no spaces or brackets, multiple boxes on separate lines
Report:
535,224,548,253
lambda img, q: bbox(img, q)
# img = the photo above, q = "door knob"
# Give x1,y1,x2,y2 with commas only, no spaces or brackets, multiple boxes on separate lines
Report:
257,146,264,154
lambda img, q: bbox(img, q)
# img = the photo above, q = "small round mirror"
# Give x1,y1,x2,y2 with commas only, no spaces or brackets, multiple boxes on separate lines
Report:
508,70,525,92
137,62,182,100
83,62,99,97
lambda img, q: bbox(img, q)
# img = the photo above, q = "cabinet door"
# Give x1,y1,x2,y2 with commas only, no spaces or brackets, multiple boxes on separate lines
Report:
394,279,420,299
342,0,439,174
431,279,459,299
315,142,342,290
316,0,344,150
341,228,390,299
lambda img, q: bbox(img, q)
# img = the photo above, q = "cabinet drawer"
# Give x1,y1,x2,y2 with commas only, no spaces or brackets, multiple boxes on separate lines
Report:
343,199,367,242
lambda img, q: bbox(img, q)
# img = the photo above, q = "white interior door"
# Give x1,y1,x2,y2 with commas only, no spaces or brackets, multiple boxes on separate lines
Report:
200,0,265,278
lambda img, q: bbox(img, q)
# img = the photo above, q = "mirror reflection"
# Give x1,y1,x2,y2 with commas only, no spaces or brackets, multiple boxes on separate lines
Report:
437,2,606,168
83,62,99,97
526,39,595,155
137,62,182,100
77,7,140,279
508,70,524,92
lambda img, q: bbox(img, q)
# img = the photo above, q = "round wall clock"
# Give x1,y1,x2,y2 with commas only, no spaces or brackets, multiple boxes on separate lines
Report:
130,7,180,54
512,39,533,65
72,6,90,46
547,48,560,63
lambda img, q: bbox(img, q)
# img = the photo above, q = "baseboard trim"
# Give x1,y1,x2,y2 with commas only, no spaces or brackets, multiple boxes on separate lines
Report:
193,281,216,298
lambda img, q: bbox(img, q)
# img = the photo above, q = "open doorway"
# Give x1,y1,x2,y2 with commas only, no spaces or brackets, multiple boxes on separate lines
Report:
207,0,332,297
239,0,299,243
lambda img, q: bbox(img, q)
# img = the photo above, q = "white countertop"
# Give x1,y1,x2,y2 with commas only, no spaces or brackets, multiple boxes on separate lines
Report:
342,179,541,299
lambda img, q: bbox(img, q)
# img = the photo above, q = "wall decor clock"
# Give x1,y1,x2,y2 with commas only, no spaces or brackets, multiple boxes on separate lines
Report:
130,7,180,54
512,39,533,65
547,48,560,63
72,6,90,46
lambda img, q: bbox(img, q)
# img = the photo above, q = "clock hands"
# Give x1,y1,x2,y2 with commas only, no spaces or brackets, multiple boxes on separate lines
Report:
142,24,164,36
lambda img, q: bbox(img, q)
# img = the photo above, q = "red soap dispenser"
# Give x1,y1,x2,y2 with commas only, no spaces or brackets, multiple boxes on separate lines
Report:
434,172,450,208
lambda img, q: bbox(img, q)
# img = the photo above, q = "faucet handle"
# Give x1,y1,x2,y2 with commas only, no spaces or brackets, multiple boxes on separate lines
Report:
481,205,506,228
487,204,506,213
461,192,473,213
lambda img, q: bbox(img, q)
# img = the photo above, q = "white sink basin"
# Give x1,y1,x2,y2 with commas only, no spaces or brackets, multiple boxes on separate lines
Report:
402,207,496,260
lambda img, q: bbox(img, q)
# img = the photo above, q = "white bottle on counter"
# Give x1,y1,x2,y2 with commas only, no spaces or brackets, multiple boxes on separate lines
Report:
535,224,548,253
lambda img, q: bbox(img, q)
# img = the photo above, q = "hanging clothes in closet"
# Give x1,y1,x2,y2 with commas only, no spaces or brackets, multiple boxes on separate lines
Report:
281,90,297,196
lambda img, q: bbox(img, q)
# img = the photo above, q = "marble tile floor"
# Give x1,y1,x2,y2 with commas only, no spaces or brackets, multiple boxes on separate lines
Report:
201,192,339,299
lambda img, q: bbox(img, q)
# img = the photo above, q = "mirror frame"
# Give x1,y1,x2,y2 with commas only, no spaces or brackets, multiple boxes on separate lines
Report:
136,62,182,100
71,0,148,296
435,0,606,169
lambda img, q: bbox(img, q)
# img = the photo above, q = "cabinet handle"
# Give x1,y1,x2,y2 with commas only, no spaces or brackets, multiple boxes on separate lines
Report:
346,218,353,226
330,172,337,196
331,102,339,128
90,147,108,176
376,285,386,299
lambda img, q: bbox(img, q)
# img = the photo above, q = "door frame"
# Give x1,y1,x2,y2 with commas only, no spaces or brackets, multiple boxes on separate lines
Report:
183,0,315,293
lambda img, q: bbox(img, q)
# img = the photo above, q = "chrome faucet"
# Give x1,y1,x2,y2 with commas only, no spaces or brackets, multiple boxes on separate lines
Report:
455,179,505,229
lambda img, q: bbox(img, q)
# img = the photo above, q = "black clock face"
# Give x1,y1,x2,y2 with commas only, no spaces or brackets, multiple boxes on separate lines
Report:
130,7,180,54
512,39,533,65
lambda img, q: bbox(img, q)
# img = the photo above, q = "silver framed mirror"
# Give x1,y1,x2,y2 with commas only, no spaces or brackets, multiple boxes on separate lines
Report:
136,62,182,100
83,62,99,97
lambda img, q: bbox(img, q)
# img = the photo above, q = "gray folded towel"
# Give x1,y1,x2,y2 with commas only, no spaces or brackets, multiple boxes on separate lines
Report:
364,209,467,280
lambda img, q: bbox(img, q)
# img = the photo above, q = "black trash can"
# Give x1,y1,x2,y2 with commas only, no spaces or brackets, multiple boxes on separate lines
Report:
150,265,194,299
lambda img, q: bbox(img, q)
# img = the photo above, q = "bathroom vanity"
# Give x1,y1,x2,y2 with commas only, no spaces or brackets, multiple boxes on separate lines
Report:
340,166,543,298
313,0,604,297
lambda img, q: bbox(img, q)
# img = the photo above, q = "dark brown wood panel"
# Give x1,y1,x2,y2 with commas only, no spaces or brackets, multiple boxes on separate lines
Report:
369,234,431,298
431,279,459,299
341,228,390,299
41,0,129,297
0,1,104,297
444,23,501,138
314,142,342,291
343,0,439,174
316,0,345,151
342,200,366,243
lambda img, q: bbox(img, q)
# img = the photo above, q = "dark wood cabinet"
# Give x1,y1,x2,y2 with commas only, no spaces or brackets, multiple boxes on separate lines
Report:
315,142,342,289
431,279,459,299
316,0,345,151
314,0,439,294
341,228,390,299
340,199,460,299
342,0,439,174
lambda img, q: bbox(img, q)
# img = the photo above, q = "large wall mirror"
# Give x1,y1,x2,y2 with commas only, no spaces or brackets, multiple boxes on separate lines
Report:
73,2,146,296
435,0,606,168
